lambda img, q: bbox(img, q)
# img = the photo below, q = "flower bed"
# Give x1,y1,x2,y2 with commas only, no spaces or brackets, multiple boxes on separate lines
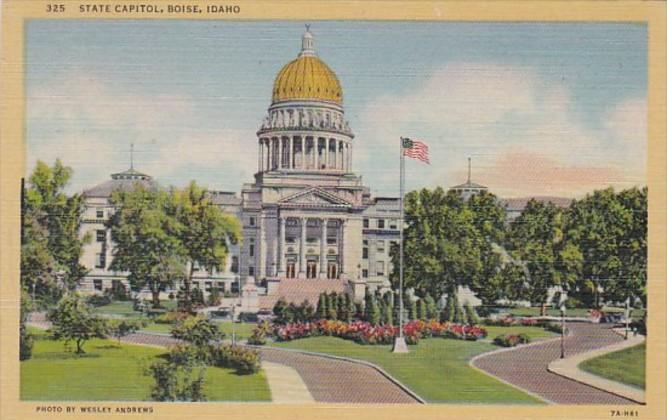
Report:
493,333,531,347
483,317,538,327
270,319,487,345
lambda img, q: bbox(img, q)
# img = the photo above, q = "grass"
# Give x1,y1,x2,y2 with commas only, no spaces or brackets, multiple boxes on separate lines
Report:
483,325,556,341
506,306,646,320
21,328,271,401
579,343,646,390
270,334,545,404
141,320,257,340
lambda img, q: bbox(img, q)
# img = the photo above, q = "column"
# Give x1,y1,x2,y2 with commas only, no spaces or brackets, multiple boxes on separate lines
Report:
319,218,328,278
339,219,346,277
338,141,343,170
314,139,320,169
278,138,284,169
258,141,263,172
278,216,286,276
264,139,269,171
299,217,307,278
289,137,294,169
325,139,330,169
341,142,346,172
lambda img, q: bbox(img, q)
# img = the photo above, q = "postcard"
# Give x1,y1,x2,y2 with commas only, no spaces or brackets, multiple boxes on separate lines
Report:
1,1,665,419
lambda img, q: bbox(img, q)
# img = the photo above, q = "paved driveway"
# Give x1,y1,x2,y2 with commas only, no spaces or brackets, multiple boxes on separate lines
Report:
473,322,637,404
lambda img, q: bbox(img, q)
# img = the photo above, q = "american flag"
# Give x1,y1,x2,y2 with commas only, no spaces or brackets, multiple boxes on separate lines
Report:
401,137,430,164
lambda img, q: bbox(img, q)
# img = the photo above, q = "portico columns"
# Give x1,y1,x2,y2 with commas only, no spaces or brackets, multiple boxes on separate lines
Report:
319,218,328,278
339,219,346,277
298,217,307,278
278,216,286,276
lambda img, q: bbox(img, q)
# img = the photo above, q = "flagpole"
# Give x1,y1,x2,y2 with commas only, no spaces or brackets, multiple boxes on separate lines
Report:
393,137,408,353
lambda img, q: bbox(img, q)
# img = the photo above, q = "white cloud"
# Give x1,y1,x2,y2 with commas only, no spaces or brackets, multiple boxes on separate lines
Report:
354,61,646,198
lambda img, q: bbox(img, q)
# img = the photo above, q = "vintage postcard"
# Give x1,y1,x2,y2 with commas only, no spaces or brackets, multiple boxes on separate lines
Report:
1,1,665,419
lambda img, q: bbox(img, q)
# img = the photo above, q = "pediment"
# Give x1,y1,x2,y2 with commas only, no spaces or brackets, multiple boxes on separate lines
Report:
279,188,351,208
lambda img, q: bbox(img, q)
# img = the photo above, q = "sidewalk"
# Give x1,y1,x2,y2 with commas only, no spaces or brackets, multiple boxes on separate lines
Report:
262,362,314,404
547,333,645,404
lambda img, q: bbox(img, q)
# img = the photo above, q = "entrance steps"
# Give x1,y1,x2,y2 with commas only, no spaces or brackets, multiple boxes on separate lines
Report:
259,277,347,309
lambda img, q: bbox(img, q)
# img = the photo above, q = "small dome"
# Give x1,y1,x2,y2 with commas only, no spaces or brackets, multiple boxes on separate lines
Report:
271,27,343,105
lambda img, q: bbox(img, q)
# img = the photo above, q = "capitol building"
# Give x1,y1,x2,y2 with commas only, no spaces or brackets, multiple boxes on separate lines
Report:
78,28,567,308
79,28,402,306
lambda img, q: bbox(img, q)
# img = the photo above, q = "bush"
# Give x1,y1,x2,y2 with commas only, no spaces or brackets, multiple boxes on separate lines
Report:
171,315,224,346
209,345,261,375
48,293,107,354
20,321,34,360
493,334,525,347
86,294,112,307
154,311,190,325
464,302,480,325
247,321,270,345
108,318,148,343
207,287,221,307
104,281,130,301
146,344,207,401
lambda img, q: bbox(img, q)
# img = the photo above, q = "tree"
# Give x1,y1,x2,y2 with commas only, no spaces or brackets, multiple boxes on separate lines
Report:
170,181,241,312
22,160,90,303
316,293,328,319
272,298,289,324
108,186,185,308
207,287,221,307
108,319,146,344
327,292,338,320
171,315,224,347
423,294,437,319
368,298,381,326
48,293,107,354
391,188,485,299
506,199,569,313
416,298,427,320
464,302,479,325
20,288,34,360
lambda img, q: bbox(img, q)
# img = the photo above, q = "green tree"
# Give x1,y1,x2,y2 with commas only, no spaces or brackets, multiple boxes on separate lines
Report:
108,186,185,308
327,292,338,320
368,298,381,326
316,293,328,319
391,188,485,299
506,199,570,313
416,298,427,320
20,288,34,360
170,181,241,312
423,293,437,319
22,160,90,302
464,302,479,325
107,319,146,344
48,293,107,354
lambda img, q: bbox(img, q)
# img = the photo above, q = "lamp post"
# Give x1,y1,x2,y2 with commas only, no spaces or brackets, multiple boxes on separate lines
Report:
560,304,566,359
624,297,631,340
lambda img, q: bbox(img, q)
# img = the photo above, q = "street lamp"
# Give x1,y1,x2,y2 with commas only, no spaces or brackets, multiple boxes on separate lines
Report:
624,297,631,340
560,304,566,359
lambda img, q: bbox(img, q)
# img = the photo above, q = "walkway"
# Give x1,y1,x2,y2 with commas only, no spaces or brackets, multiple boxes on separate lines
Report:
120,332,419,404
472,322,637,404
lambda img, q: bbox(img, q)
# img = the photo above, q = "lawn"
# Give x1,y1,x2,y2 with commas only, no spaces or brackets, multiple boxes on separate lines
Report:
579,343,645,389
484,325,556,341
141,320,257,340
21,328,271,401
507,306,646,320
270,335,545,404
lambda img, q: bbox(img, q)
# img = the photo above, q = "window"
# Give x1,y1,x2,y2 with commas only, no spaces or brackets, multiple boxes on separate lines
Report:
376,240,385,253
363,239,368,246
363,218,369,228
286,236,296,243
248,266,255,276
96,230,106,242
95,253,106,269
231,256,239,273
362,269,368,278
326,237,337,245
249,244,255,257
249,216,256,226
96,209,104,218
93,279,103,291
378,219,385,229
389,219,397,229
205,281,212,292
376,261,385,276
112,279,120,289
362,247,368,259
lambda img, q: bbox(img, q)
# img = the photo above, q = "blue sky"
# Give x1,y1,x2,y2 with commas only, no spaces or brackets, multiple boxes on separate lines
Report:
26,20,647,197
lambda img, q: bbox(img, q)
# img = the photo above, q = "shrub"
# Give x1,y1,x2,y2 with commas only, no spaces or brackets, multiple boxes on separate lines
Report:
171,315,224,346
104,281,130,301
146,344,207,401
316,293,328,319
210,345,261,375
416,299,428,320
464,302,480,325
247,321,270,345
207,287,221,307
154,311,190,325
86,294,112,307
423,294,437,319
493,334,520,347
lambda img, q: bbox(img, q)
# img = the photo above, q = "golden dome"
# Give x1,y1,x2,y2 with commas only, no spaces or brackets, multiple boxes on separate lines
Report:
271,28,343,105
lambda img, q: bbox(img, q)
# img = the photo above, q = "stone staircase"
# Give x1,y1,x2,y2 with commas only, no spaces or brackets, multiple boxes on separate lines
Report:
259,278,348,309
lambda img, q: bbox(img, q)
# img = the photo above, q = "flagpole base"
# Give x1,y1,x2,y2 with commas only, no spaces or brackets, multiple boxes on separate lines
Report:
392,336,409,353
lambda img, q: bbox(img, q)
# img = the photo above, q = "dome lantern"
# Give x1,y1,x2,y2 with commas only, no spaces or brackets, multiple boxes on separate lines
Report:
299,24,316,57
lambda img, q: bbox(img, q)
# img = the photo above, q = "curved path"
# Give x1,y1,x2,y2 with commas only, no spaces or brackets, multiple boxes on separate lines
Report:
121,332,419,404
473,322,637,405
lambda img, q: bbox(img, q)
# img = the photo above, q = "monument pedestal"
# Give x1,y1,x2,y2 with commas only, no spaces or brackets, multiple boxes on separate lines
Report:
392,336,409,353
